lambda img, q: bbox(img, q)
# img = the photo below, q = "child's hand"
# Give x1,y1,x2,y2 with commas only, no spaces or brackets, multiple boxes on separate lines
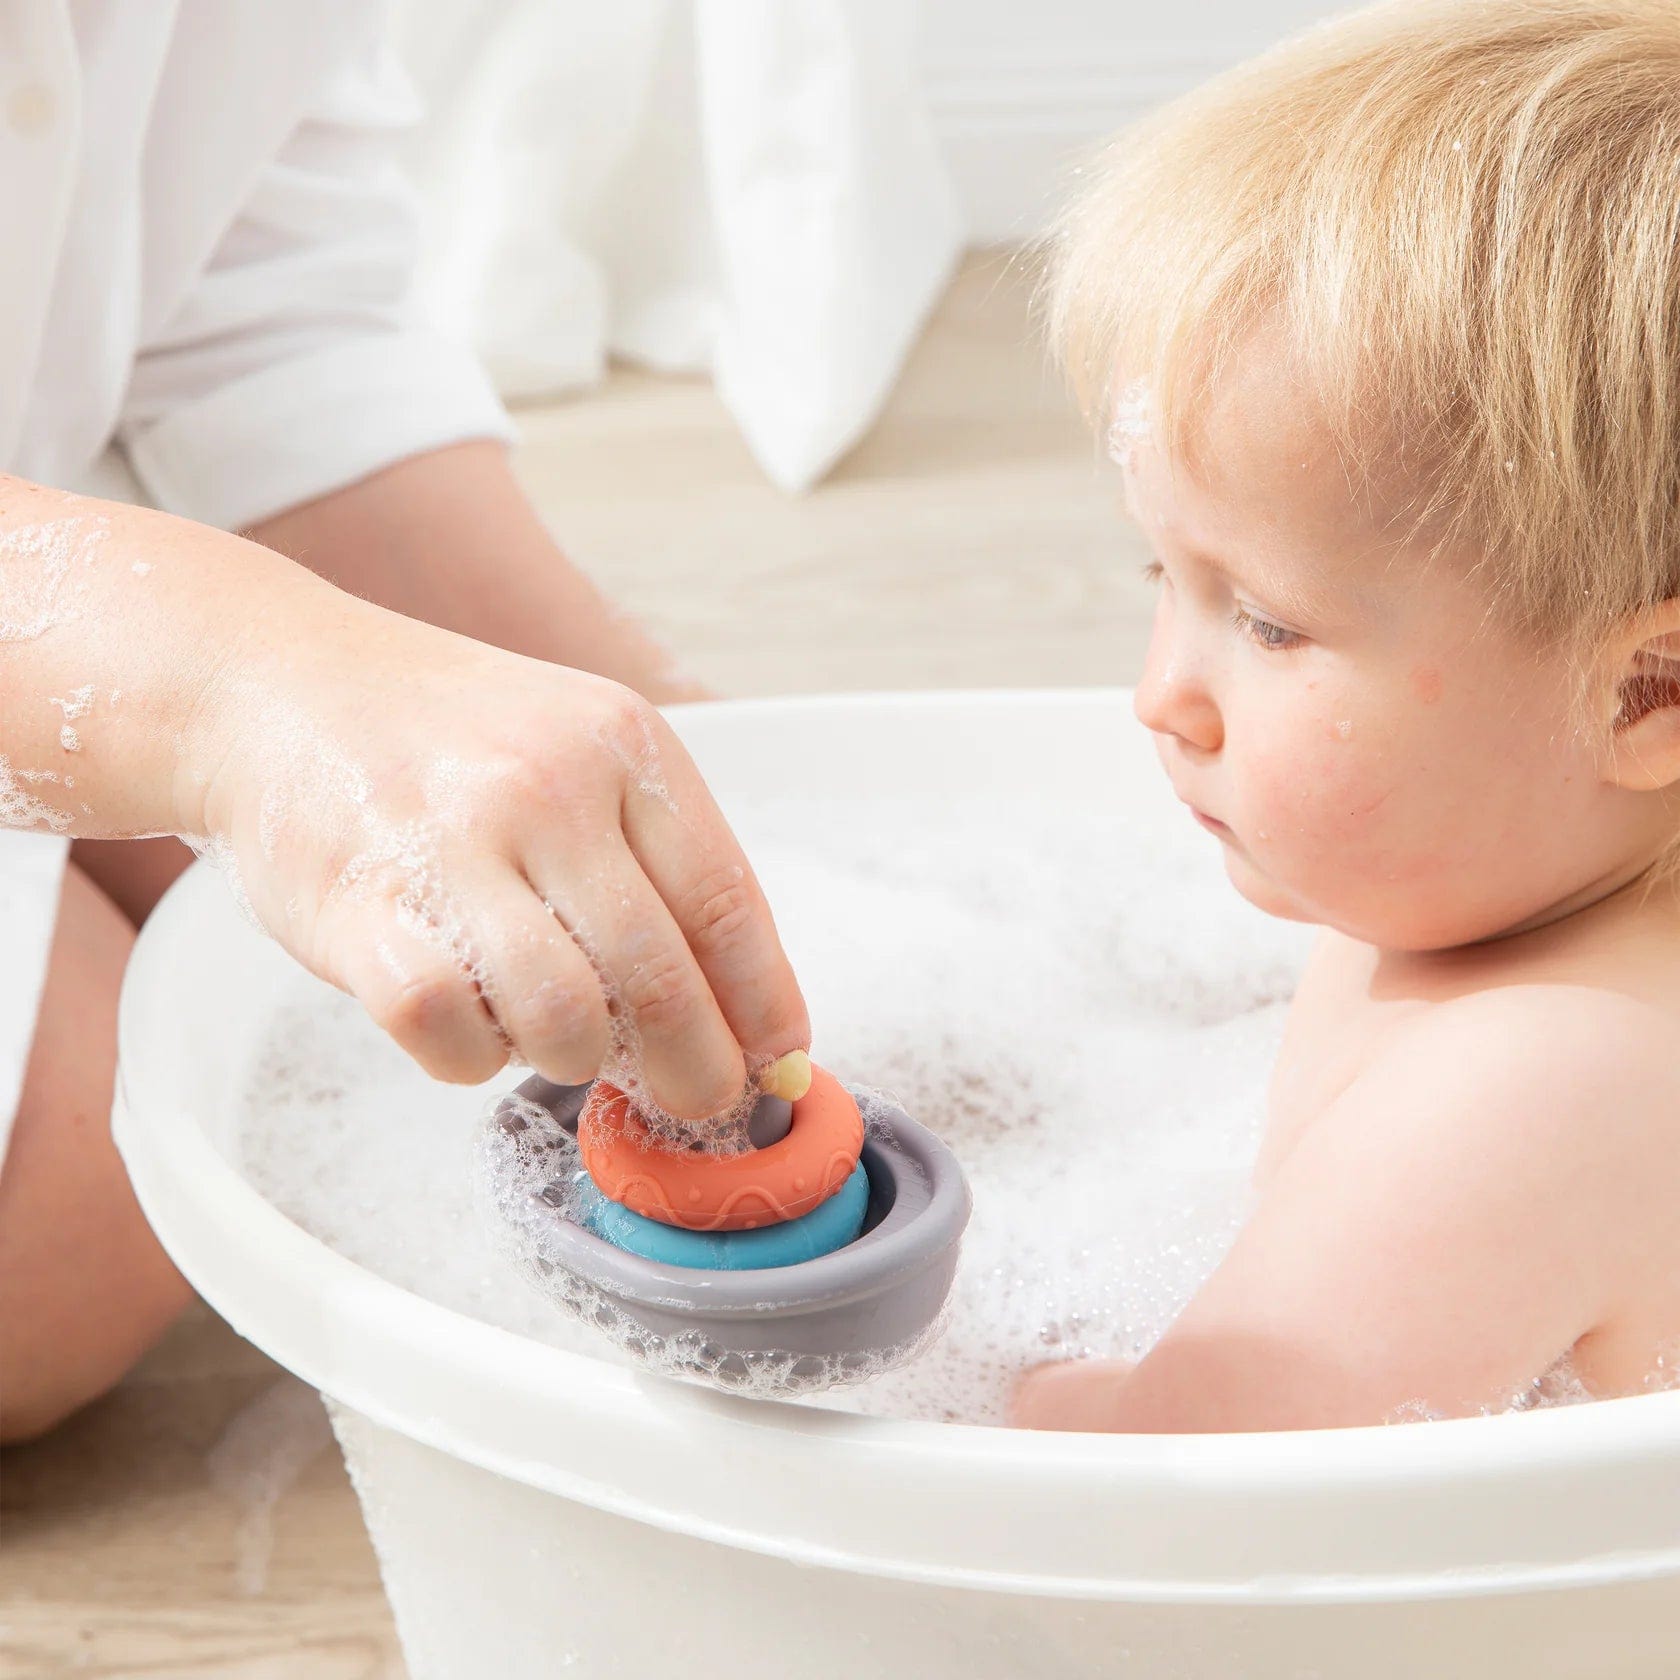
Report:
1011,1359,1135,1431
189,580,809,1120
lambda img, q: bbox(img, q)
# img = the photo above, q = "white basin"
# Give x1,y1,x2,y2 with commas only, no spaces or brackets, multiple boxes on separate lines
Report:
113,689,1680,1679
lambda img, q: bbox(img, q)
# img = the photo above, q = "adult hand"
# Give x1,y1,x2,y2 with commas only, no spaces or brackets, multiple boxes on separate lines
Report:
191,581,808,1121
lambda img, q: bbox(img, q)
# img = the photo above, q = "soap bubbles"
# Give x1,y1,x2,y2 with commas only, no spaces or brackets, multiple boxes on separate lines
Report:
233,768,1314,1424
224,750,1680,1425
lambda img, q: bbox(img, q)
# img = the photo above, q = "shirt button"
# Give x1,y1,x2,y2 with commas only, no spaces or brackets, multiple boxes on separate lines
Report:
8,82,56,137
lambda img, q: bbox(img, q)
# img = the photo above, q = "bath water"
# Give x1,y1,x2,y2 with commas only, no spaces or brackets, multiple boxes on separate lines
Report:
235,786,1312,1425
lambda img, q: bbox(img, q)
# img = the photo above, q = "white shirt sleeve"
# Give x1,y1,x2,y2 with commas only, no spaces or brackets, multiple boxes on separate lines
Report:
117,21,514,532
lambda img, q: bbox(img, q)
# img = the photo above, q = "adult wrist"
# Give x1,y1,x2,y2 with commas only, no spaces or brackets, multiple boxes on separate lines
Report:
166,537,339,842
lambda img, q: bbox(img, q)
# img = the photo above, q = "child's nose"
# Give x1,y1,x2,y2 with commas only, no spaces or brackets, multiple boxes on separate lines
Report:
1133,618,1223,754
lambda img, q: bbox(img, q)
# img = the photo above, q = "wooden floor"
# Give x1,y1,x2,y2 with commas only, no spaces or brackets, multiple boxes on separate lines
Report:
0,251,1152,1680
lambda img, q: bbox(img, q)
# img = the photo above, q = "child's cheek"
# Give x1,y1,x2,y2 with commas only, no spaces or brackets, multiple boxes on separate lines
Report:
1244,703,1398,854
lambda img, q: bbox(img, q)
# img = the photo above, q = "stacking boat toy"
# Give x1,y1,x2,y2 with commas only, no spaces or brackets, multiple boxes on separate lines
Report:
478,1061,971,1394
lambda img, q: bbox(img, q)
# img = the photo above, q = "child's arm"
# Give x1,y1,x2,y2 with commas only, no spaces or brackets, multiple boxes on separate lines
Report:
1013,987,1669,1431
0,474,807,1118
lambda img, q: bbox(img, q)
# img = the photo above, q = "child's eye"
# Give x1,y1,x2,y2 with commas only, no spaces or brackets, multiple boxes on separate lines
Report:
1141,559,1165,584
1232,603,1302,651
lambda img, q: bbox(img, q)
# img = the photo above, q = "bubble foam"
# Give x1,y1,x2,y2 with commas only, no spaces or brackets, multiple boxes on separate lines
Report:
0,513,109,641
229,763,1666,1421
0,753,71,831
232,777,1314,1423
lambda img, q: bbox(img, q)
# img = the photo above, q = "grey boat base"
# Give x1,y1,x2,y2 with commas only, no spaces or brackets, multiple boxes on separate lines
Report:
482,1075,972,1393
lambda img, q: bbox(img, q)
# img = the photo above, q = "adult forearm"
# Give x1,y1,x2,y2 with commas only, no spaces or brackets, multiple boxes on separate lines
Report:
2,470,810,1119
0,475,330,841
248,440,715,705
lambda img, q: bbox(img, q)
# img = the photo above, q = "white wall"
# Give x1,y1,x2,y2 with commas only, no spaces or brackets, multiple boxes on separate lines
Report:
919,0,1341,243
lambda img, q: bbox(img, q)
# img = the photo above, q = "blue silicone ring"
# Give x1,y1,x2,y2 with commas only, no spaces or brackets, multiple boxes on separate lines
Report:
577,1161,870,1271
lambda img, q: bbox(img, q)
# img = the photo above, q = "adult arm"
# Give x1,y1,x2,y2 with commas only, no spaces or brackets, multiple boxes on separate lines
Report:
0,476,805,1119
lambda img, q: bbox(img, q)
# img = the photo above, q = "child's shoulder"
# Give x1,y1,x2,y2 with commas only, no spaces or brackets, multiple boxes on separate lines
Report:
1337,976,1680,1273
1389,980,1674,1117
1356,879,1680,1148
1101,971,1680,1426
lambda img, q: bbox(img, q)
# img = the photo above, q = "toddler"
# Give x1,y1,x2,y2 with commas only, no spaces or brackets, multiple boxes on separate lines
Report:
1015,0,1680,1431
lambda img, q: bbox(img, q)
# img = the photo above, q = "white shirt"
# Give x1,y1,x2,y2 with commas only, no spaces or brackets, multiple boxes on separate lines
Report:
2,0,511,530
0,1,514,1148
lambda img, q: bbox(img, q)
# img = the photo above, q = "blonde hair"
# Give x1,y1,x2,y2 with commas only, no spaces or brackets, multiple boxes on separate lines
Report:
1046,0,1680,657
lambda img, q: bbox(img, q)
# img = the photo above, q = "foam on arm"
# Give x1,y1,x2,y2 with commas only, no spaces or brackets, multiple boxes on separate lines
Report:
0,474,337,841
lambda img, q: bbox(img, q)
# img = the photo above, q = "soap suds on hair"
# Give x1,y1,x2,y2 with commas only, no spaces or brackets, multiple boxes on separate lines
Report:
1105,379,1153,474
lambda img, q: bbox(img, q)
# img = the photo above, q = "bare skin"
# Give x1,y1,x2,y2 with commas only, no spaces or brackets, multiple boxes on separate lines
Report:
1,440,788,1441
0,866,189,1442
73,439,710,925
1014,324,1680,1432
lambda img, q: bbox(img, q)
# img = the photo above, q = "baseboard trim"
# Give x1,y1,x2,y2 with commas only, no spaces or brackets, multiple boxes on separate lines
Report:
925,42,1276,241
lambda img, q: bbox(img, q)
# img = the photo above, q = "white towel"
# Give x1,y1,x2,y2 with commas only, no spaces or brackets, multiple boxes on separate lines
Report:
393,0,963,491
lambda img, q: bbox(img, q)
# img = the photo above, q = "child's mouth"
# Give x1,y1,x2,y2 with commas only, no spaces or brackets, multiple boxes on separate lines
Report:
1190,807,1232,838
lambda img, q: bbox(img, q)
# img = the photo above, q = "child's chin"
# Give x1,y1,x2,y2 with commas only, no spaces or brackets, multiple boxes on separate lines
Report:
1221,849,1316,924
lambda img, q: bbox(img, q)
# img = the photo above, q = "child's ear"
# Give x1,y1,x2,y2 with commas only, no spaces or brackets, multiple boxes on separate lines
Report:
1606,601,1680,792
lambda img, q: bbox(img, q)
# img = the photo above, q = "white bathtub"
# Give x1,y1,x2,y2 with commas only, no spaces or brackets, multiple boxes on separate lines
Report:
114,690,1680,1680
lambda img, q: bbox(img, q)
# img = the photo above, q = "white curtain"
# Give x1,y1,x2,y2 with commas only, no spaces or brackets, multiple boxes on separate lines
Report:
391,0,963,492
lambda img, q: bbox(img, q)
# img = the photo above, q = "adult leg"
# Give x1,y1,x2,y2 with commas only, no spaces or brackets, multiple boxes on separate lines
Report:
70,835,193,930
0,864,192,1442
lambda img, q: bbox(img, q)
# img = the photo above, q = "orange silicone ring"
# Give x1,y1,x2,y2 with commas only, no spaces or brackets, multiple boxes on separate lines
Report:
577,1065,864,1233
